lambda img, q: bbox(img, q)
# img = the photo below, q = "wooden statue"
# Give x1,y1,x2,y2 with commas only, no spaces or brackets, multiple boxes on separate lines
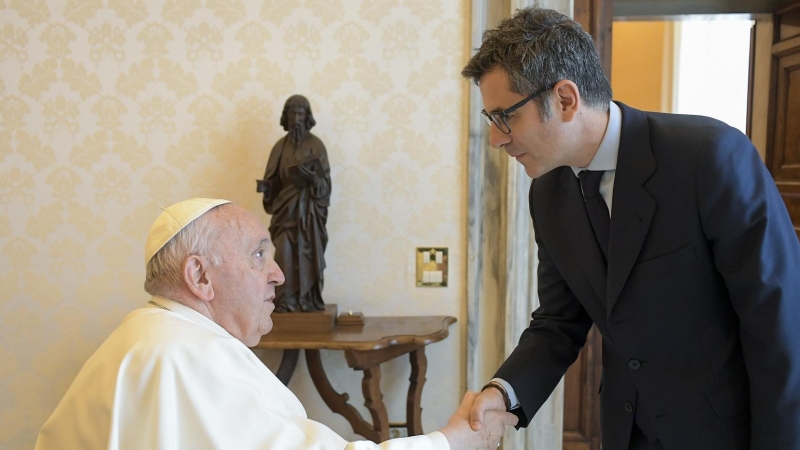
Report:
258,95,331,312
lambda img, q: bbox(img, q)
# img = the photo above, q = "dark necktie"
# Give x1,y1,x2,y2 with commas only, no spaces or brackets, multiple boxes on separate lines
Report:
579,170,610,260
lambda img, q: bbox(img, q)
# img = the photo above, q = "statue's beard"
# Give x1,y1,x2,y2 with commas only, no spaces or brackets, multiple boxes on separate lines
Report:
289,122,307,147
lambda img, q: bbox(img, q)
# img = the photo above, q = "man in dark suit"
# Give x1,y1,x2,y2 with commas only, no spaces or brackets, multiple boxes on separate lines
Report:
462,7,800,450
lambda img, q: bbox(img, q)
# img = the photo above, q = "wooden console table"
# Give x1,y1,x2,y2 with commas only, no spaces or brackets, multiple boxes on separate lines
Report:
253,315,456,443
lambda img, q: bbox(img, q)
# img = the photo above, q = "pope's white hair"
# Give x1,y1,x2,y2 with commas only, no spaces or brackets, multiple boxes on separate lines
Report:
144,204,226,298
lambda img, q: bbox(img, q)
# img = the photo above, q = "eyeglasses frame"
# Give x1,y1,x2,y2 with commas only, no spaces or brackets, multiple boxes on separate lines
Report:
481,85,554,134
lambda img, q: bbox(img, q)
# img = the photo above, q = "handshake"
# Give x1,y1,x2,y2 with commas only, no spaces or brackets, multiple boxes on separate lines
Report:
438,389,518,450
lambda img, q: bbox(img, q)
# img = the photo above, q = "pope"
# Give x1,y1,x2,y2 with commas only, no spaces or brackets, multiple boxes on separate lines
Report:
34,198,517,450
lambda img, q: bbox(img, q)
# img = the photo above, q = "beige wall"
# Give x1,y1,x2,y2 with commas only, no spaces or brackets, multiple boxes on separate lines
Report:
611,21,674,112
0,1,468,448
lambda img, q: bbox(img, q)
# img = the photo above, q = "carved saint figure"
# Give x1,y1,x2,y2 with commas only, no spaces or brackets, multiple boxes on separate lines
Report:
259,95,331,312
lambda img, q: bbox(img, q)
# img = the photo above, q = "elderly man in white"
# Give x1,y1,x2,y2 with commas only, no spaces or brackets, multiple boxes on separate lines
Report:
35,198,516,450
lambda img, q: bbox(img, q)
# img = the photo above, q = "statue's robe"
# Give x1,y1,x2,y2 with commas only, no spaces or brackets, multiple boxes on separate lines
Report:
262,132,331,312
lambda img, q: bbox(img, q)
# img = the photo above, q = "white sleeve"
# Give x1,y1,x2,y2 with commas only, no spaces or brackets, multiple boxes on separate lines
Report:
343,431,450,450
35,313,453,450
134,335,451,450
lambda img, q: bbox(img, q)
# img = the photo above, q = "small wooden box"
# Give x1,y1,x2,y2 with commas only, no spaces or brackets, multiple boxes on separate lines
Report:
337,310,365,327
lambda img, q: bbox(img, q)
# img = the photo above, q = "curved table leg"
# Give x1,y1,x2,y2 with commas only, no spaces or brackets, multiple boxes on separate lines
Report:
406,347,427,436
305,349,386,443
275,349,299,386
361,364,390,442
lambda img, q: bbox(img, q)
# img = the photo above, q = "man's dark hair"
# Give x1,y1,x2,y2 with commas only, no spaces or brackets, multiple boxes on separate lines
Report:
462,7,612,119
279,94,317,131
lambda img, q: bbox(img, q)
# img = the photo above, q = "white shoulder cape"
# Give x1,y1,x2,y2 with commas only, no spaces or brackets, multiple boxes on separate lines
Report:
35,297,449,450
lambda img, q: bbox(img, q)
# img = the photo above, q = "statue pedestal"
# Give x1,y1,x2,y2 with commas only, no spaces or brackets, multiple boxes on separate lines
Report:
271,304,338,332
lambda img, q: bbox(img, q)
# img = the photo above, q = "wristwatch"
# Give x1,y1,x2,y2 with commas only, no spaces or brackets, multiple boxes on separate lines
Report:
481,381,512,412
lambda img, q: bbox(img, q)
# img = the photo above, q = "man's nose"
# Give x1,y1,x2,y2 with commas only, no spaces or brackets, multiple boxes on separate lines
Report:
488,124,511,149
268,260,285,286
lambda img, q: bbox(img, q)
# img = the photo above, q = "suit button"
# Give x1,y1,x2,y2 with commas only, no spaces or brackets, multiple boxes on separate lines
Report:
628,359,641,370
625,402,633,413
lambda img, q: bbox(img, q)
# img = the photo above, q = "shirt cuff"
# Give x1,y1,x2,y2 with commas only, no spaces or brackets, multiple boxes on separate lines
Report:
490,378,520,409
426,431,451,449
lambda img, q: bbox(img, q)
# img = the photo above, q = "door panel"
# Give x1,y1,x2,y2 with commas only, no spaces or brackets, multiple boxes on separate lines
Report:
562,326,602,450
768,2,800,240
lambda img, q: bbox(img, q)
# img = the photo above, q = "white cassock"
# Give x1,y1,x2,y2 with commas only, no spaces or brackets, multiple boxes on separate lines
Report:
35,297,450,450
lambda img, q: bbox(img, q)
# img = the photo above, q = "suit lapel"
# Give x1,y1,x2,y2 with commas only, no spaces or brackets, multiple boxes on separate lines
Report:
559,168,608,305
606,103,657,314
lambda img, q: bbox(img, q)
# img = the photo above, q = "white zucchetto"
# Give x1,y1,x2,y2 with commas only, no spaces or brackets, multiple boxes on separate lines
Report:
144,198,231,267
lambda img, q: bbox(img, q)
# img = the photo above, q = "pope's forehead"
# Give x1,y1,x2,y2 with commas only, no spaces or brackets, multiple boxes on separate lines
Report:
214,205,270,243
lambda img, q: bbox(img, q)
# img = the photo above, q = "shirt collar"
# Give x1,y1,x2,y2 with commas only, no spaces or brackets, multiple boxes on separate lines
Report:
571,101,621,176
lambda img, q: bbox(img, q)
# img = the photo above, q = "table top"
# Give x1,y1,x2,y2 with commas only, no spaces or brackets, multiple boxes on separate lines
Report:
254,315,456,351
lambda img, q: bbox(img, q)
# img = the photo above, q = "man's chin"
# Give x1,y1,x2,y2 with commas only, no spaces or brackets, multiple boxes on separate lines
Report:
523,164,541,178
520,161,553,179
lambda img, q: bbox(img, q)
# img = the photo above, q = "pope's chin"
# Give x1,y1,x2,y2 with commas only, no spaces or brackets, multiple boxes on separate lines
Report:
260,317,273,338
260,299,276,335
245,318,273,347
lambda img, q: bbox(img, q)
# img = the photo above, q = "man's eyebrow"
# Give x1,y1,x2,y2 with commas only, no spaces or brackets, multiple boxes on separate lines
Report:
253,238,271,252
488,99,520,114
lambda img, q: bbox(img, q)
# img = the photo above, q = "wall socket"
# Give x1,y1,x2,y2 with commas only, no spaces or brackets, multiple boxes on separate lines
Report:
416,247,448,287
388,425,409,438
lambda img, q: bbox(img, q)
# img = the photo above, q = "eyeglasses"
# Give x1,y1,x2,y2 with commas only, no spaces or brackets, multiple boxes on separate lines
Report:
481,85,553,134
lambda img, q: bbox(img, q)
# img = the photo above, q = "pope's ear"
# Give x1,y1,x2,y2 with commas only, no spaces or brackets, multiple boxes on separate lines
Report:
183,255,214,301
553,80,580,122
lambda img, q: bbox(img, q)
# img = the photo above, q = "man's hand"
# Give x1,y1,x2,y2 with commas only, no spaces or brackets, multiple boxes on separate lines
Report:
469,386,508,431
440,391,518,450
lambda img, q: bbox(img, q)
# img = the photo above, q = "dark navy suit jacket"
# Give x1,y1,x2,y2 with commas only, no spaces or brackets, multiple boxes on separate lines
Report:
496,102,800,449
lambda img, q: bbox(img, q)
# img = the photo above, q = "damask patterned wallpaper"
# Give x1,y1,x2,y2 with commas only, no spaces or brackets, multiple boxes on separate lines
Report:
0,1,467,447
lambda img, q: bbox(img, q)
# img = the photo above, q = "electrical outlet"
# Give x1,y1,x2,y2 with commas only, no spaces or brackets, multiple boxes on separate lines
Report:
416,247,448,287
388,425,408,438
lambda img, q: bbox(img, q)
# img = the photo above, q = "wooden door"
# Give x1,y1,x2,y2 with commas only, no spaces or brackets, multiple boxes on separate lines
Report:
562,326,602,450
562,1,612,449
766,1,800,239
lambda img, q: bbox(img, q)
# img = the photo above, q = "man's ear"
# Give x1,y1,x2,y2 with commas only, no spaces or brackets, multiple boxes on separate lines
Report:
553,80,581,122
183,255,214,302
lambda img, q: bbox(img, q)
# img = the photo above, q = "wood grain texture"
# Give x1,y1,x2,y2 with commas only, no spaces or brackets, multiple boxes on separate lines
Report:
768,3,800,242
562,327,602,450
255,316,456,351
406,349,427,436
256,316,455,442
